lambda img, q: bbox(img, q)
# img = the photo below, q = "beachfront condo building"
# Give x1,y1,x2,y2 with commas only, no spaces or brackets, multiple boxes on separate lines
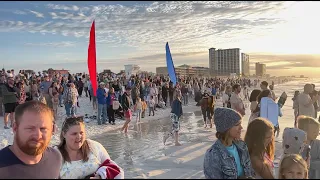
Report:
209,48,250,77
156,65,209,77
241,53,250,77
255,62,266,77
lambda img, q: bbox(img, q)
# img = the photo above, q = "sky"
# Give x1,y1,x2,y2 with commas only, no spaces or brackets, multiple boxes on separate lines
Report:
0,1,320,77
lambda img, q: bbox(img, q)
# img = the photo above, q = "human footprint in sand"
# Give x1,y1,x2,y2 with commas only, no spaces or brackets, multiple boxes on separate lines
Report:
163,94,183,146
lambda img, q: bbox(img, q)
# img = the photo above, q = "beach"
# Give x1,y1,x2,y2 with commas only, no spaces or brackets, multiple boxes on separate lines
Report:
1,78,319,178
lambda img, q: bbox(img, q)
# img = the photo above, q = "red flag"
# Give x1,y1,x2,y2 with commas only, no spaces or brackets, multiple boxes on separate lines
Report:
88,21,97,96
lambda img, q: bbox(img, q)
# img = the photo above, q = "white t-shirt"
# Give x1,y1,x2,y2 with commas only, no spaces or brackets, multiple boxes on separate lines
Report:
104,88,109,94
148,99,155,108
298,93,315,118
57,139,111,179
230,93,244,111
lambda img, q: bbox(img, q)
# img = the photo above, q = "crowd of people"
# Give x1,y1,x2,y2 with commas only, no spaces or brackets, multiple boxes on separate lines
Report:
203,80,320,179
0,68,319,179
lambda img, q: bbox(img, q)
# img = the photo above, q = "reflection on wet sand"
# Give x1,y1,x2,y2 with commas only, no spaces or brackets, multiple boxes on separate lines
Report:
91,110,210,170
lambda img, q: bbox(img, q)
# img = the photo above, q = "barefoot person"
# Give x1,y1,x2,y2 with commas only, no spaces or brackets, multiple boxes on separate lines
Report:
163,94,183,146
121,87,132,133
0,101,62,178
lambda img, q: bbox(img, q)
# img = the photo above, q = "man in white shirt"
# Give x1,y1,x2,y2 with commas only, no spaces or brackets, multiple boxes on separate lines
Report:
230,84,245,116
298,84,317,118
104,83,109,94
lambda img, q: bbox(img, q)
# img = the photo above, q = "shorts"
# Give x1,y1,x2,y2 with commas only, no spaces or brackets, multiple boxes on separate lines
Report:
92,96,97,103
4,103,18,113
170,113,180,132
124,109,132,120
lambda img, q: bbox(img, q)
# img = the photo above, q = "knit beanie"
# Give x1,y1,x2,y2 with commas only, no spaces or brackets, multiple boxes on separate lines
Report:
282,127,307,155
214,107,242,133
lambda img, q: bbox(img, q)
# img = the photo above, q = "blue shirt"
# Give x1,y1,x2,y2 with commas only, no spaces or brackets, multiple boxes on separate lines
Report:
40,81,52,94
211,88,217,96
226,144,244,177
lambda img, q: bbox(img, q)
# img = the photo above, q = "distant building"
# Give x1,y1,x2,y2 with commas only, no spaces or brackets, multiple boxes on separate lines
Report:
192,66,210,76
156,67,168,75
48,69,69,76
209,48,248,76
255,62,266,77
124,64,140,78
156,65,209,77
175,64,196,76
241,53,250,77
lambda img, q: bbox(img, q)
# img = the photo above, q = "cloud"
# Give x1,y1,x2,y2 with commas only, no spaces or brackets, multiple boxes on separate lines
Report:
13,10,27,15
46,4,86,12
29,10,44,18
249,54,320,70
2,1,312,74
0,1,295,49
24,41,76,47
129,51,207,61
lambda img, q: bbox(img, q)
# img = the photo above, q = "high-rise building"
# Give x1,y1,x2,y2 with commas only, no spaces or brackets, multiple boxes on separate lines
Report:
241,53,250,77
255,62,266,77
209,48,249,76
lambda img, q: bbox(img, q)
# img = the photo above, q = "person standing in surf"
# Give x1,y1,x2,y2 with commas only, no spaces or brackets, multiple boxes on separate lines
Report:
163,93,183,146
292,91,300,127
121,87,132,133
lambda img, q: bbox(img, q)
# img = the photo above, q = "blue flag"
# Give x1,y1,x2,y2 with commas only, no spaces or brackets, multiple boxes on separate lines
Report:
166,42,177,86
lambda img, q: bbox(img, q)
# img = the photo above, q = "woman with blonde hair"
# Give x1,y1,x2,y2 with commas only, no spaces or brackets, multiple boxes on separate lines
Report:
244,118,275,179
278,154,308,179
56,116,124,179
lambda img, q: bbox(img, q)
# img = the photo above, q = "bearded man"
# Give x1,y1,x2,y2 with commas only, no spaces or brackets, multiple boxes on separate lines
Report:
0,101,62,178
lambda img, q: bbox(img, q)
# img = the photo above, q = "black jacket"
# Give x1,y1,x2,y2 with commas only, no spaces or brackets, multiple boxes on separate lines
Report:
121,92,130,111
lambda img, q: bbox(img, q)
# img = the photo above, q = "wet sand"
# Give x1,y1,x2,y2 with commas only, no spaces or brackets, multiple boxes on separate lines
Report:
90,98,286,178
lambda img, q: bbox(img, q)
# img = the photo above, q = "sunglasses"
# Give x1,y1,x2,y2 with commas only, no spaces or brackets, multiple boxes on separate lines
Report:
61,116,84,129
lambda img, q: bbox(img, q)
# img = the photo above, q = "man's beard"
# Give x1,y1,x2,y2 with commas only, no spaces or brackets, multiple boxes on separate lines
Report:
16,131,49,156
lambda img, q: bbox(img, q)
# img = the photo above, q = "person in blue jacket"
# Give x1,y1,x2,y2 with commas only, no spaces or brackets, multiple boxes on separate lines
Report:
96,82,107,125
163,93,183,146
